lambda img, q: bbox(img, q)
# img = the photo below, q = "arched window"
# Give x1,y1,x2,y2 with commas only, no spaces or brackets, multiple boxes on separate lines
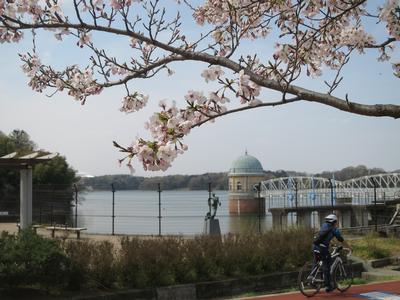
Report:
236,181,242,191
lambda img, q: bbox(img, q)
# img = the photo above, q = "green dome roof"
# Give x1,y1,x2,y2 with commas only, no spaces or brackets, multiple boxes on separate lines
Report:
229,153,264,175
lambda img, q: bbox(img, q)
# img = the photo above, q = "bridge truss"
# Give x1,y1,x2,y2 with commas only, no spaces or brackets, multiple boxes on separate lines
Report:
260,173,400,209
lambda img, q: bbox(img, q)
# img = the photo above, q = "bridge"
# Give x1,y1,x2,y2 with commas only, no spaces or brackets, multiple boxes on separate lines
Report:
258,173,400,229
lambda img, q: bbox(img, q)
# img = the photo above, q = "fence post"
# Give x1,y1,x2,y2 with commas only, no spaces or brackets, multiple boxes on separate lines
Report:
50,204,54,226
39,200,42,224
111,183,115,235
208,182,212,216
294,179,298,227
158,183,162,236
74,184,78,228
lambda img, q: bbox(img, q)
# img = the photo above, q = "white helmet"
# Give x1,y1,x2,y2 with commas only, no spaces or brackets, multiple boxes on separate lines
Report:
325,214,338,223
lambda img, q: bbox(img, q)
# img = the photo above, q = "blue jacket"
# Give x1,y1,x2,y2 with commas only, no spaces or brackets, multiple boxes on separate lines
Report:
315,222,344,248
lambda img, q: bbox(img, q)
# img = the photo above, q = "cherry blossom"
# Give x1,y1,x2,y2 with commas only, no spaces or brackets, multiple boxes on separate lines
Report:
1,0,399,172
201,66,224,83
120,93,149,113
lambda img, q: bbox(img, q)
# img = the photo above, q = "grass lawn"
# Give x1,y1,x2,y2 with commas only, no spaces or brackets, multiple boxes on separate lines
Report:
349,234,400,260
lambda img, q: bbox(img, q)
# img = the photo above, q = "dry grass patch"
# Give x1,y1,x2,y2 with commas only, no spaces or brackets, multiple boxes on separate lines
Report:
350,234,400,260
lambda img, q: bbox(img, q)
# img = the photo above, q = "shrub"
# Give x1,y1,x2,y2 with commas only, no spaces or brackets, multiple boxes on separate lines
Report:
0,230,70,289
64,240,116,290
117,229,312,288
0,228,314,291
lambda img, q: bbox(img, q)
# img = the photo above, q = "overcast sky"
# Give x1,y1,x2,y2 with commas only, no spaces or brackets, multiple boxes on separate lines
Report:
0,2,399,177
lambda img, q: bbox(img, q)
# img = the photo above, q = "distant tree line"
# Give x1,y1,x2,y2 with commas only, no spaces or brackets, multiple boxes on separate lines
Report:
81,173,229,191
314,165,390,181
81,165,394,191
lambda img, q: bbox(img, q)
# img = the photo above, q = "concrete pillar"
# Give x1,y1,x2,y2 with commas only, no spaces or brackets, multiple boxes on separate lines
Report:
352,206,368,227
338,209,352,228
297,211,312,228
271,209,288,230
20,167,33,229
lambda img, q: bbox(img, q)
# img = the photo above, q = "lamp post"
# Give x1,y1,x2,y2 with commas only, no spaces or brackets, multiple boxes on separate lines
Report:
74,184,78,228
158,183,162,236
208,182,212,216
254,183,262,234
329,179,334,212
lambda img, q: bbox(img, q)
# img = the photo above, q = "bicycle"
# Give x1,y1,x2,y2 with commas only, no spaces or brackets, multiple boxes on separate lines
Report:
298,246,353,297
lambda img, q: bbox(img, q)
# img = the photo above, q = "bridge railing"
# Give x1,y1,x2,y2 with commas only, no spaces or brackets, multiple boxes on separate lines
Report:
265,189,400,209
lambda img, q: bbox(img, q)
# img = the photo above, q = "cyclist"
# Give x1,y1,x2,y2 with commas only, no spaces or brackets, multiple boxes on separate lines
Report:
313,213,352,293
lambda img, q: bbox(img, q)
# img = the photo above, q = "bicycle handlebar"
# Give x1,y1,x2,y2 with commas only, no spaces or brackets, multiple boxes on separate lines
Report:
331,245,352,257
343,247,352,257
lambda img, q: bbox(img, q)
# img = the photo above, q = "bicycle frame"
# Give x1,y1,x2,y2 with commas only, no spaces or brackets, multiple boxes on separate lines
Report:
299,246,352,297
310,247,347,284
308,260,324,284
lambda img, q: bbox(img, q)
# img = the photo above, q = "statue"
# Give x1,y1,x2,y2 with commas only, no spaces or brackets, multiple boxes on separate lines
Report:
205,193,221,220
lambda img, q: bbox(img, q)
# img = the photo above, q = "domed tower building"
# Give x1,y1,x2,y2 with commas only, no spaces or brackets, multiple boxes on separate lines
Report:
228,152,267,214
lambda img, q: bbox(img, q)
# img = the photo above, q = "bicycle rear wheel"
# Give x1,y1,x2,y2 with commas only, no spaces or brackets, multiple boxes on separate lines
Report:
334,262,353,292
298,261,323,297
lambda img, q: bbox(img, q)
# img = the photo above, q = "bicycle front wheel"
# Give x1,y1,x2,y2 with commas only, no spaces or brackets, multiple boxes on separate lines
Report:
298,261,323,297
334,262,353,292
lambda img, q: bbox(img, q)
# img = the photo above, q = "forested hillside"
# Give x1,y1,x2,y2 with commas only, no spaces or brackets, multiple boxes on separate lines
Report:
80,165,392,191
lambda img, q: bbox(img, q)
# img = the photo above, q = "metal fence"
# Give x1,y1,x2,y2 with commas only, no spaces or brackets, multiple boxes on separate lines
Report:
0,184,273,236
1,184,397,235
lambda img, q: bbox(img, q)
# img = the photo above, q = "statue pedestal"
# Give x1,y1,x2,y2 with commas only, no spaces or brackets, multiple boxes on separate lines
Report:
203,218,221,235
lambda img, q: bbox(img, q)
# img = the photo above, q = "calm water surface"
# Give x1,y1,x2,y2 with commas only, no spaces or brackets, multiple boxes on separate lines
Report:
77,190,273,235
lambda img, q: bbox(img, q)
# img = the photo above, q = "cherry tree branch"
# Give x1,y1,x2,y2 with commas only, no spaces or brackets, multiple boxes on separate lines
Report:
7,18,398,119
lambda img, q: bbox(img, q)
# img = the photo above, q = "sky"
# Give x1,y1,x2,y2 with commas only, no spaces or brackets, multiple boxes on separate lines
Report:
0,1,399,177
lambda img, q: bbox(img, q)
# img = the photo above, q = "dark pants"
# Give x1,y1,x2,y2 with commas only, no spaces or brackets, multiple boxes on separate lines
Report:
313,245,332,288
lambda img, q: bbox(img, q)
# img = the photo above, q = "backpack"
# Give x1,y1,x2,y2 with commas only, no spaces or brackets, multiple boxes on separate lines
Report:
313,226,334,245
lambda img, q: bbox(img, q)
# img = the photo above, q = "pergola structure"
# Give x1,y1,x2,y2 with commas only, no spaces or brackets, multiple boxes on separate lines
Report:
0,152,58,229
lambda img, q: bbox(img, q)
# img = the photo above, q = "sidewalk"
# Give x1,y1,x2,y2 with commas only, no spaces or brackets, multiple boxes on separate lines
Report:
237,280,400,299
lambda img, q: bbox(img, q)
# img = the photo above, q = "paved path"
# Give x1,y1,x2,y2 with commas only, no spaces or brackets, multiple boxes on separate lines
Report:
239,280,400,299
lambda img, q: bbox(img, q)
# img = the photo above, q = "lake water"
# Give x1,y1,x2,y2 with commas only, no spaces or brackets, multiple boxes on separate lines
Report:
77,190,274,235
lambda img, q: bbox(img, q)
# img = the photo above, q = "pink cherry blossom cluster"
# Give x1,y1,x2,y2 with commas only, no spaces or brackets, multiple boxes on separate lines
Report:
393,63,400,78
21,53,103,102
184,90,228,121
0,27,23,43
123,139,179,172
237,70,261,104
110,0,142,11
194,0,399,81
193,0,277,56
124,83,232,172
120,92,149,113
78,32,92,48
63,67,103,102
379,0,400,41
145,100,193,142
201,65,224,82
1,0,45,22
201,65,264,108
123,100,192,172
124,62,267,171
339,26,375,52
